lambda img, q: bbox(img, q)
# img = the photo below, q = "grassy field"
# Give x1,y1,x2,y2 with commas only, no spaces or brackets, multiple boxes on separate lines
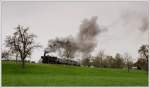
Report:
2,61,148,86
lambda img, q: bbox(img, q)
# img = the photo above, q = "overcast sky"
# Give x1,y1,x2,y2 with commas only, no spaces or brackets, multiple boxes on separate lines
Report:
2,1,149,62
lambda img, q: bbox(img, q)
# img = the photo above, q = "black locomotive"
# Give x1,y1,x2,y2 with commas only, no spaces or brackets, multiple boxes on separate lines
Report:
41,55,80,66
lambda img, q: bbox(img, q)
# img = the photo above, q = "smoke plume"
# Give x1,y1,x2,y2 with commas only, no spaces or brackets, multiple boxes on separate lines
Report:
76,16,101,58
121,9,149,32
46,16,106,59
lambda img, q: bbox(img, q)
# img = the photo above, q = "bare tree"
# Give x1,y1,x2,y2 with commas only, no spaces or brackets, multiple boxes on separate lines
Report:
136,44,149,71
1,50,10,60
138,44,148,61
114,53,124,68
92,50,105,67
5,25,41,68
62,37,78,59
47,36,78,59
124,53,133,72
105,55,116,68
81,56,91,67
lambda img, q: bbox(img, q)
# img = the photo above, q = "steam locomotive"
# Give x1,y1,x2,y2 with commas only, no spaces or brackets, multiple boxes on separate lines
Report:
41,55,80,66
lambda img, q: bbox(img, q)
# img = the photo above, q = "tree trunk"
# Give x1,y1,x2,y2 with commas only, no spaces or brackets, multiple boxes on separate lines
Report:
16,54,18,63
22,59,25,68
128,67,129,72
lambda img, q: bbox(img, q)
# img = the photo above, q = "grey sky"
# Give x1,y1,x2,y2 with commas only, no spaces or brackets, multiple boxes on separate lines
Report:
2,1,149,62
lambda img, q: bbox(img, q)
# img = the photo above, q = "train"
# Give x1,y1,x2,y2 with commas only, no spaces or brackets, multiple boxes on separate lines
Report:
41,55,80,66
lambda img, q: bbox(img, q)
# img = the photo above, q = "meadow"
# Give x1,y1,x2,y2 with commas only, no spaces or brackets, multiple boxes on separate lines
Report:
2,61,148,86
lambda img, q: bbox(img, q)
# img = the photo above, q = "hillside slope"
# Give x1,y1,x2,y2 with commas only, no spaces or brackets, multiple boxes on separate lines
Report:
2,62,148,86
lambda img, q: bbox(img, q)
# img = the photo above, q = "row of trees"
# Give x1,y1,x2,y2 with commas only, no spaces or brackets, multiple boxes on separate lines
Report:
81,44,149,72
81,52,133,71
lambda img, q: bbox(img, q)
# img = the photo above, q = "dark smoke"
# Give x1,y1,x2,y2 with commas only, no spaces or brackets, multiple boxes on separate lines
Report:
46,16,106,59
46,36,78,58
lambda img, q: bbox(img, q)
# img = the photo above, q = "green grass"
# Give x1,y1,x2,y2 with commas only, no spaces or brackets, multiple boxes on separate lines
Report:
2,61,148,86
